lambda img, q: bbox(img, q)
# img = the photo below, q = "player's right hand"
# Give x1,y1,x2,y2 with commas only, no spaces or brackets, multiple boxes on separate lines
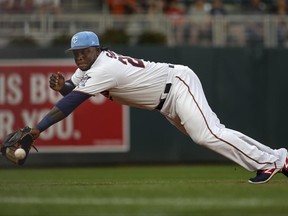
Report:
49,72,65,91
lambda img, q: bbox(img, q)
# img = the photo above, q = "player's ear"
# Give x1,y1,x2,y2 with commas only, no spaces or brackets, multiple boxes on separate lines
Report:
95,47,101,56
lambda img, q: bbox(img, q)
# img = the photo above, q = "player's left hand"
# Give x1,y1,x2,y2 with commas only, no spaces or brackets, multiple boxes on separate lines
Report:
29,127,41,140
1,126,38,165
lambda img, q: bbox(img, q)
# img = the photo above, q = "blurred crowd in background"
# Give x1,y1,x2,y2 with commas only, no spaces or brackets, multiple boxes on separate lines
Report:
0,0,287,16
1,0,288,48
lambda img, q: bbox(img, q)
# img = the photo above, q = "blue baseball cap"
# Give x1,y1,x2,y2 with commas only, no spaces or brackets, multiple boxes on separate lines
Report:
65,31,100,52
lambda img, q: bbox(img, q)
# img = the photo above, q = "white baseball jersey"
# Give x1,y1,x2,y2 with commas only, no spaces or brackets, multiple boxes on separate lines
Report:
70,49,287,172
71,50,170,110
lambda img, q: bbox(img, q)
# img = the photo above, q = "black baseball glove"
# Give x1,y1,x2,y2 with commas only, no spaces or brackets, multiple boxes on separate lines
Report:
1,126,38,165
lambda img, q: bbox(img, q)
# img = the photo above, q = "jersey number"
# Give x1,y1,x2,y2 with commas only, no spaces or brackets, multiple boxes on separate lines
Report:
106,50,144,68
118,56,145,68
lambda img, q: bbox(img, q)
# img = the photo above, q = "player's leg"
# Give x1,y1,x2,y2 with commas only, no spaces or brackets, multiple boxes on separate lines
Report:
168,68,287,183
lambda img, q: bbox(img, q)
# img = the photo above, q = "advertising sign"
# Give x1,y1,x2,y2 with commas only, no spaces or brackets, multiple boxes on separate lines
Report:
0,59,129,152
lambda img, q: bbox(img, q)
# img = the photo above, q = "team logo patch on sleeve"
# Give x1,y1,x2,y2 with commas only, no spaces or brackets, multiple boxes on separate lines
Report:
79,74,91,87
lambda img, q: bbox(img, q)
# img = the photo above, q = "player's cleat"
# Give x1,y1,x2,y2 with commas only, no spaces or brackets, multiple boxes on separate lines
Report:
248,168,281,184
281,157,288,177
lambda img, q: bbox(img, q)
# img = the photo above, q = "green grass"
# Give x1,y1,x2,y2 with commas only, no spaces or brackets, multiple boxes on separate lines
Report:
0,165,287,216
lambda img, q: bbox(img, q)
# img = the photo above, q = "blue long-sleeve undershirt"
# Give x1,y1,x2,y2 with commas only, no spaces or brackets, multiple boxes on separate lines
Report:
36,91,91,132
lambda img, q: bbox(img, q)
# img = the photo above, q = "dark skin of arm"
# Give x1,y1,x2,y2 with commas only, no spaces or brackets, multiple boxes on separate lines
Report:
29,47,101,140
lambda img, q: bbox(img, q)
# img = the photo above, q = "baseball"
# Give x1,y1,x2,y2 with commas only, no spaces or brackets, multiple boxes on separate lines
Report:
14,148,26,160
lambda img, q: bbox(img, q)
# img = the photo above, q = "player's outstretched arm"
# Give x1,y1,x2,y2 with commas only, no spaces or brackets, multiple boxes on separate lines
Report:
32,91,91,138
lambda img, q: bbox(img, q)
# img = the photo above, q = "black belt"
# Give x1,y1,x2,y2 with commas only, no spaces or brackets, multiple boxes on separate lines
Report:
155,83,172,110
155,64,174,110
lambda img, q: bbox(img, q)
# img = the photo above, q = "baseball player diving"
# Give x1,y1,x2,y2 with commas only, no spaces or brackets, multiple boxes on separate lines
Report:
26,31,287,184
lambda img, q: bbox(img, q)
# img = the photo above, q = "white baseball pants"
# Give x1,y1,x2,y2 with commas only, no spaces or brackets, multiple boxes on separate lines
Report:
160,65,287,171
